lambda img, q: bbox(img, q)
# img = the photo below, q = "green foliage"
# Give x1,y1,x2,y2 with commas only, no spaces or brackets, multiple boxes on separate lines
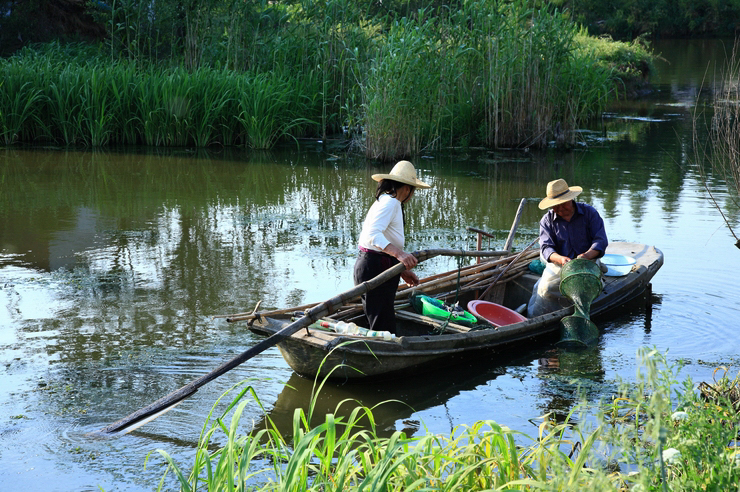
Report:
0,0,653,155
0,55,321,148
152,348,740,491
236,72,319,149
565,0,740,39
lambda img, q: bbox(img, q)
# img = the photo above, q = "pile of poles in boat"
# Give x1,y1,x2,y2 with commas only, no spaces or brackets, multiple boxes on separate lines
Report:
217,247,539,325
217,198,538,326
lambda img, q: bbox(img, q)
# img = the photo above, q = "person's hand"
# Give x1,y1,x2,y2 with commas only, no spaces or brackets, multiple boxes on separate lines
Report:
383,244,418,270
401,270,420,286
577,249,599,260
551,253,571,267
396,251,418,270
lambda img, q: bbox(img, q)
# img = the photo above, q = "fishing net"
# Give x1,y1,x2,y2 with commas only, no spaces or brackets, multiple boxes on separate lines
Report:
557,259,602,347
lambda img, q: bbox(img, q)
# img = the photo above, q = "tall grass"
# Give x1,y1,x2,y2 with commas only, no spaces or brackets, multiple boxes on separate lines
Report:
0,55,320,148
1,0,645,155
362,13,450,160
360,1,616,159
236,72,318,149
152,348,740,490
0,63,45,145
693,39,740,248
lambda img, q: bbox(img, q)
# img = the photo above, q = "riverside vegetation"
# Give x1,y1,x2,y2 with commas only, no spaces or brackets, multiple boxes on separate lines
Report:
0,0,653,159
692,40,740,249
150,348,740,491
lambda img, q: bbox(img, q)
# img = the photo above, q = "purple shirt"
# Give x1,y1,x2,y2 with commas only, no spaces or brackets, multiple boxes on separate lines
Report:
539,202,608,262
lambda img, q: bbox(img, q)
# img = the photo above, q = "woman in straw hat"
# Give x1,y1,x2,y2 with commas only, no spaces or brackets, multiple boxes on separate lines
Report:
527,178,608,317
354,160,431,333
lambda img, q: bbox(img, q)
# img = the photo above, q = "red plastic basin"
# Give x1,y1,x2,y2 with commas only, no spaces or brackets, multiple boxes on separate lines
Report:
466,300,528,327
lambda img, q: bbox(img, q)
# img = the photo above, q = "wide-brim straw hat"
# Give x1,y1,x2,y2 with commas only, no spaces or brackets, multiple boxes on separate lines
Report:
538,178,582,209
372,160,431,189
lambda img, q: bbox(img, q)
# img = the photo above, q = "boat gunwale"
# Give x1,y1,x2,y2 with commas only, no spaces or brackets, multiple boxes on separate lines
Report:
248,243,663,377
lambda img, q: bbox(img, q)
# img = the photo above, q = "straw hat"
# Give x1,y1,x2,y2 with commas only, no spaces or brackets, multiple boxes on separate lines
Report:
538,178,582,209
372,160,431,189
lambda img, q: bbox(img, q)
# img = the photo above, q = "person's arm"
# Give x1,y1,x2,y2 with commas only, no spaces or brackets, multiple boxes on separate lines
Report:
549,252,571,266
576,249,600,260
400,270,420,286
383,242,418,270
578,206,608,260
540,212,567,265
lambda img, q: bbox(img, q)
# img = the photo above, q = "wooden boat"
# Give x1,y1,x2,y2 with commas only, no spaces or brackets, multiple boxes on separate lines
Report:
246,241,663,380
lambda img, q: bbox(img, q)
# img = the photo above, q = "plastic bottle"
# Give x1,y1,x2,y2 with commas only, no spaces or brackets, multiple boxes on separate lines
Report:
329,320,395,340
365,329,396,341
334,321,360,335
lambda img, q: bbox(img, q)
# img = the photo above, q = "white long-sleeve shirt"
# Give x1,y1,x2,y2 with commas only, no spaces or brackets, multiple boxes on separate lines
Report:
358,193,404,252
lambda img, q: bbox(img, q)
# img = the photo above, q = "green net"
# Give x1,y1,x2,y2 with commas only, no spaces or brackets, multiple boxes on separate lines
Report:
557,259,602,347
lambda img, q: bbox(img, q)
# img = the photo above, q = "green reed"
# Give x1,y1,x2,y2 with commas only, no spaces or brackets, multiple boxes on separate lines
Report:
0,59,45,145
152,347,740,491
0,57,318,148
235,71,319,149
694,39,740,248
1,0,649,155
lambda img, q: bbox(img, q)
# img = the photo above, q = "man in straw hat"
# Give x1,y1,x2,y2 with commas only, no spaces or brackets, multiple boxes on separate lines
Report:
354,160,431,333
527,178,608,317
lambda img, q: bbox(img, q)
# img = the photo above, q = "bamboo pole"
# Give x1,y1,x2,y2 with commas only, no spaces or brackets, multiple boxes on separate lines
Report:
216,249,509,322
99,248,507,435
430,269,527,301
478,238,540,300
397,250,534,295
504,198,527,252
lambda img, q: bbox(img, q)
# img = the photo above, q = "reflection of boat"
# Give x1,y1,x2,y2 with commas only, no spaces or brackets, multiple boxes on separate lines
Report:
250,242,663,380
251,361,511,440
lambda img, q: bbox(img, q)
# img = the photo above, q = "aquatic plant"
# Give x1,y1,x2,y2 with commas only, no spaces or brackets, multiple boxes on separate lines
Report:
0,0,649,155
235,72,318,150
692,39,740,249
152,347,740,490
0,60,45,145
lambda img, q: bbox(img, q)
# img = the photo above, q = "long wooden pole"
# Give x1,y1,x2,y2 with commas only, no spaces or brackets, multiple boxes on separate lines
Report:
504,198,527,252
477,238,539,300
218,249,508,323
97,248,506,435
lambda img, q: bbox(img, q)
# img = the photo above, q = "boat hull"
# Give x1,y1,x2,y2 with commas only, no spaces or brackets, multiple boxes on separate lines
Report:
249,242,663,380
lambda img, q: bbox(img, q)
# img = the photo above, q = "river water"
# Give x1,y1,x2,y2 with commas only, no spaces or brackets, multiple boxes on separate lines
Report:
1,39,739,491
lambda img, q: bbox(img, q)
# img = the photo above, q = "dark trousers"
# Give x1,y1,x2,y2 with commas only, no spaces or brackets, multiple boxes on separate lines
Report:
353,250,401,333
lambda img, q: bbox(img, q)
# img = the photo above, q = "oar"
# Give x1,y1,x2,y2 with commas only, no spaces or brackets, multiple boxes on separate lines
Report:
97,248,506,435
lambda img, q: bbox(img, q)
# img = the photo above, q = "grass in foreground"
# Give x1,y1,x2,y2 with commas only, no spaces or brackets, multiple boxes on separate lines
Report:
149,347,740,491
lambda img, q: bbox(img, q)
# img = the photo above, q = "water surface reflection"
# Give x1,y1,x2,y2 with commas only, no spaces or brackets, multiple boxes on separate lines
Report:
1,40,740,490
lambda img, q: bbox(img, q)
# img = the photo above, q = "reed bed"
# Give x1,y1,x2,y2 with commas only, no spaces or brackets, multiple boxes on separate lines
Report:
1,0,641,155
0,56,320,149
153,348,740,490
